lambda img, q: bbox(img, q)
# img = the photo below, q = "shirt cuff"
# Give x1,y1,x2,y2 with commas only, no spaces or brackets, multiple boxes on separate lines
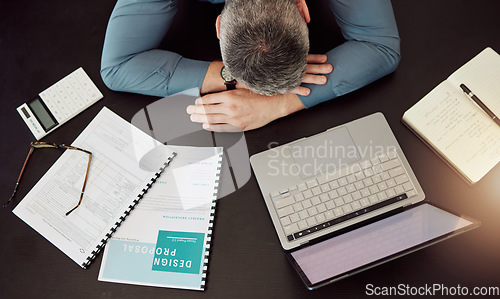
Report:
297,82,339,109
167,58,211,96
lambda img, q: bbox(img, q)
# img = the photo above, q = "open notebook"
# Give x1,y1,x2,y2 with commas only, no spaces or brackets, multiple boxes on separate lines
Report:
402,47,500,184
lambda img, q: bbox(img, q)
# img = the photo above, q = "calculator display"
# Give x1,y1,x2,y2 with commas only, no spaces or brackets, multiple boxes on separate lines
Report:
28,97,58,132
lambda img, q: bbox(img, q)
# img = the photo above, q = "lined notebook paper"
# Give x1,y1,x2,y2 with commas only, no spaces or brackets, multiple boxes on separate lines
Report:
403,47,500,184
98,145,223,291
13,107,176,268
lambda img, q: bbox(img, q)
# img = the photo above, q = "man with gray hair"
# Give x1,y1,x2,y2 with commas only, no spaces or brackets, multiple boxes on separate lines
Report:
101,0,400,132
219,0,310,96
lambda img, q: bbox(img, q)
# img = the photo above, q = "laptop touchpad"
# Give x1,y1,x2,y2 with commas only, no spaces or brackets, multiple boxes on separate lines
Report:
288,127,360,180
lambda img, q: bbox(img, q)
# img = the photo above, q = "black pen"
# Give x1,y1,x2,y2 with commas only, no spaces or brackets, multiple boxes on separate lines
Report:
460,83,500,126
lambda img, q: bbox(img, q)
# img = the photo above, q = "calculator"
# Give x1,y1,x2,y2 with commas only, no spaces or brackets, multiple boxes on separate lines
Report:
17,67,103,140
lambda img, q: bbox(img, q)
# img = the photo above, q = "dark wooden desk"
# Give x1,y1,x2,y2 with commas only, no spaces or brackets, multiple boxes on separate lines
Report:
1,1,499,298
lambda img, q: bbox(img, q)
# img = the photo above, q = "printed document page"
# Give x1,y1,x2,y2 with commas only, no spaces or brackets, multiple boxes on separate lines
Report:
98,145,222,290
13,107,175,267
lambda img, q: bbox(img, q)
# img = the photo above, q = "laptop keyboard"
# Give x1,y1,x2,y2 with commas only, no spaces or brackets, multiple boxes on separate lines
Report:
269,150,417,242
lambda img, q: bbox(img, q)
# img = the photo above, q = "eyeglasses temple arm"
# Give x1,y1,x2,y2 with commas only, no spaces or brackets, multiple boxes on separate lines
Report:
66,152,92,216
3,147,35,208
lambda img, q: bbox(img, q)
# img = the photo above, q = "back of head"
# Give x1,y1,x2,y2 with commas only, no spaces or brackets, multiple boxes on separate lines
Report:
220,0,309,96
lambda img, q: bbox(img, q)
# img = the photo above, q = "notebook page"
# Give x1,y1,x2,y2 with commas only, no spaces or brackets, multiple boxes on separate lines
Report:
448,47,500,117
13,107,174,267
403,81,500,183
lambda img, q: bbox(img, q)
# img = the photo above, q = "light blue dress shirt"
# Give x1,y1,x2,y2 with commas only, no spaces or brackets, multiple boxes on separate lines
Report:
101,0,400,108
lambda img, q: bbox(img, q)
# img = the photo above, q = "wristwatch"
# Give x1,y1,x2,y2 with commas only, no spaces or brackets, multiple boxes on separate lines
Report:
220,65,237,90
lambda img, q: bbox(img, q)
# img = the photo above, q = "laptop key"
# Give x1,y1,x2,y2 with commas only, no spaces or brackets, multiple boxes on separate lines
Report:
294,192,304,202
307,207,318,217
306,179,318,188
316,213,326,223
290,213,300,223
395,174,409,184
360,198,370,207
395,185,405,194
320,183,331,193
328,189,339,199
342,205,353,214
351,201,361,211
333,207,344,217
277,206,294,218
312,186,322,196
298,220,308,230
387,150,397,159
403,182,413,191
407,190,417,197
306,217,317,227
319,193,330,202
302,199,312,209
303,189,313,199
280,216,291,226
329,180,339,189
292,202,303,212
283,223,299,236
274,196,295,209
389,166,405,178
381,159,400,171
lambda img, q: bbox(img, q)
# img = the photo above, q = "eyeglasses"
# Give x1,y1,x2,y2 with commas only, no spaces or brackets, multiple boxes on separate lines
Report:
4,142,92,216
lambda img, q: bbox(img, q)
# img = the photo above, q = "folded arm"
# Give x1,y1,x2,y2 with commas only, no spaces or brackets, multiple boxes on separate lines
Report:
100,0,211,97
298,0,401,108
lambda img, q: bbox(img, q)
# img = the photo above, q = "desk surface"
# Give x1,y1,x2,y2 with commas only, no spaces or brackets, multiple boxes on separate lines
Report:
1,1,499,298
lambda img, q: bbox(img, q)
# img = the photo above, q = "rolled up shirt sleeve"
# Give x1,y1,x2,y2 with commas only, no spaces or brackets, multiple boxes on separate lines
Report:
298,0,401,108
100,0,211,97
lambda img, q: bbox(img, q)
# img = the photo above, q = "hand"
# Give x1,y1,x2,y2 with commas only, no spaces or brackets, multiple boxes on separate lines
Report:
293,54,333,96
186,89,305,132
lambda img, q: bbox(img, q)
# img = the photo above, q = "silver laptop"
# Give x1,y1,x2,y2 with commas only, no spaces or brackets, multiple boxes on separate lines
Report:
250,112,479,289
250,112,426,250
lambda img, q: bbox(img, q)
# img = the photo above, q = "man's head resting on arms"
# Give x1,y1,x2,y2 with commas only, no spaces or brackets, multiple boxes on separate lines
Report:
216,0,309,96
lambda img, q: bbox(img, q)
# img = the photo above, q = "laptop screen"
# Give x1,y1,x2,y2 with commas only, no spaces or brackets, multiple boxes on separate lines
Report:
287,203,479,290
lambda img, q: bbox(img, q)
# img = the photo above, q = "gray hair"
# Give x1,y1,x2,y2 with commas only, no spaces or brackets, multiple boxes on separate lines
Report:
220,0,309,96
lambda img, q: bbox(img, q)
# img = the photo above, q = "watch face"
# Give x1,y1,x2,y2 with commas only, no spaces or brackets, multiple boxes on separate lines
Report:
221,66,235,82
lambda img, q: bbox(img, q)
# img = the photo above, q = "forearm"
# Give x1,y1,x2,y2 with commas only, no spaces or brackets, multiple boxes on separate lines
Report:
299,0,401,108
101,0,211,96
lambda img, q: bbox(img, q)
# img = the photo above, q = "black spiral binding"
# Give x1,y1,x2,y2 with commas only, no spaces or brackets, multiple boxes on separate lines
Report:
200,150,223,289
81,152,177,269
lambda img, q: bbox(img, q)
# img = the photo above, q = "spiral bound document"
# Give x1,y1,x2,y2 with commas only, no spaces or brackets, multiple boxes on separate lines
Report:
13,107,176,268
98,145,223,291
